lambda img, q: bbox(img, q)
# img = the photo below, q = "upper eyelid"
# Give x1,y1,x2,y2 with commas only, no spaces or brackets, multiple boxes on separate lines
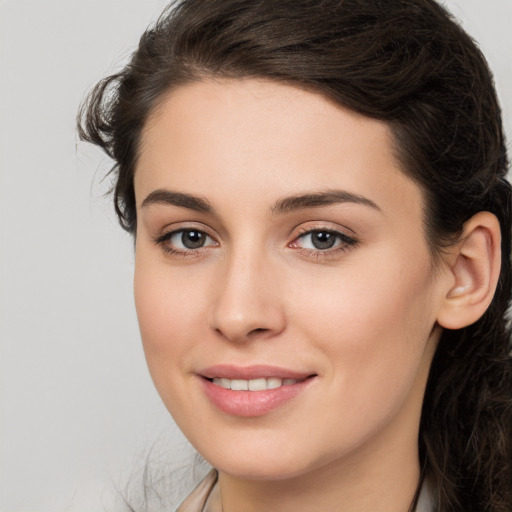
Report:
292,229,357,245
156,222,217,239
293,222,357,239
296,226,350,236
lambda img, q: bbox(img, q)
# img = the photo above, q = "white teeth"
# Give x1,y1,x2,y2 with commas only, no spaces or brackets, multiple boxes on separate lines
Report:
230,379,249,390
211,377,299,390
217,378,231,389
248,378,267,391
267,377,283,389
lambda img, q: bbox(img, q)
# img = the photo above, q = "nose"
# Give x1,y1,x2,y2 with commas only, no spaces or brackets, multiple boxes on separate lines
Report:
210,249,286,343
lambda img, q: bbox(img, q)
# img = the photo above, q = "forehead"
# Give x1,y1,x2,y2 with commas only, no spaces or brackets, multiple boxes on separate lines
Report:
135,78,424,224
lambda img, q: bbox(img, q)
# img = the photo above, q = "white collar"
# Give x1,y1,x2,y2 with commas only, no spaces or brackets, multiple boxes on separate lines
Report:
415,480,434,512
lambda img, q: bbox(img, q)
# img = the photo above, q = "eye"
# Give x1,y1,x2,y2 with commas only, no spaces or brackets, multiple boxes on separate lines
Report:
299,231,340,250
156,228,218,254
172,229,211,249
290,228,357,253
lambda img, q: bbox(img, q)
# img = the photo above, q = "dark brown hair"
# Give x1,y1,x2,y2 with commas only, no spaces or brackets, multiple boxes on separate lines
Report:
78,1,512,510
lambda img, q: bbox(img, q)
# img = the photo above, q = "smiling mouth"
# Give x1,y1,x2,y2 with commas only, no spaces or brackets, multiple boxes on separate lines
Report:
200,370,318,416
206,376,310,391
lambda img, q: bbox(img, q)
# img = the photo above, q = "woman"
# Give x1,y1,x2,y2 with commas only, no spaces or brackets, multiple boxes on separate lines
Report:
78,0,512,510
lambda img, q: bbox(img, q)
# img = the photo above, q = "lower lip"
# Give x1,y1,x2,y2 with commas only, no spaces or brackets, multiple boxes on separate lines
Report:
199,377,316,417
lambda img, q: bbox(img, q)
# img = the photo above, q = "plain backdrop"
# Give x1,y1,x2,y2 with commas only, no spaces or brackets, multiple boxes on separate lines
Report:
1,1,511,511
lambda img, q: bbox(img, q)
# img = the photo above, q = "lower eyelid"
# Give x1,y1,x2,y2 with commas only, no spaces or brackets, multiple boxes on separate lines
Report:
298,239,358,259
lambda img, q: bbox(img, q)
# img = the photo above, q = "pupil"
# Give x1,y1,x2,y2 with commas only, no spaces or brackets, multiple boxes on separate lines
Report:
312,231,336,249
182,230,205,249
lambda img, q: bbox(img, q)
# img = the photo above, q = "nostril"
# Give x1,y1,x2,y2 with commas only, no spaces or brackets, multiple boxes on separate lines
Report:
248,328,268,336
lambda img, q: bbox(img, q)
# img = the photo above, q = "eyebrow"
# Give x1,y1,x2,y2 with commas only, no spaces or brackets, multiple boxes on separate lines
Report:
270,190,381,214
141,189,213,212
141,188,380,215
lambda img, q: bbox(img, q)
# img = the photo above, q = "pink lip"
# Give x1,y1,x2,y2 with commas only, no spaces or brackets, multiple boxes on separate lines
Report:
199,364,313,380
198,365,317,418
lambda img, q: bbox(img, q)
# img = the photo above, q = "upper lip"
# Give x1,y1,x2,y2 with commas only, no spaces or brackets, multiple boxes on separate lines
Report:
198,364,315,380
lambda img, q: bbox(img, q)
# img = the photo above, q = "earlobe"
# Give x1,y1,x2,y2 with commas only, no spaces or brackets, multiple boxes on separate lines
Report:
437,212,501,330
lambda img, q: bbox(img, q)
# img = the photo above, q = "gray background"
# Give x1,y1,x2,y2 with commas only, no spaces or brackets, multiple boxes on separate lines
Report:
1,1,511,510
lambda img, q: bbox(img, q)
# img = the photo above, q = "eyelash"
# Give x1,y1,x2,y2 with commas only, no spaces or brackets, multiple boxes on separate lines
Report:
154,226,358,259
155,228,218,258
292,228,358,258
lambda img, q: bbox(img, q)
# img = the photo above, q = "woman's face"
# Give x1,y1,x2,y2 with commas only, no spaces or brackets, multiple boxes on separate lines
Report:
133,79,448,480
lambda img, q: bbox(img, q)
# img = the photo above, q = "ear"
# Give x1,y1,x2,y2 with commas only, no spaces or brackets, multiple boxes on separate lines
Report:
437,211,501,330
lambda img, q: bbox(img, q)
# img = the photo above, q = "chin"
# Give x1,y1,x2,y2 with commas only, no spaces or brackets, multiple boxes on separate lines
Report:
213,458,310,481
196,435,333,482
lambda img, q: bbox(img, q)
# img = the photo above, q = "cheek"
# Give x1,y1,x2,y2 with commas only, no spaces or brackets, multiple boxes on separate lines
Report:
133,252,205,385
133,261,210,437
291,248,437,407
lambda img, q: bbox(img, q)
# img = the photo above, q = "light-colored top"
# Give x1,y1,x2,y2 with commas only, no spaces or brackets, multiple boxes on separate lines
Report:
177,469,220,512
176,469,434,512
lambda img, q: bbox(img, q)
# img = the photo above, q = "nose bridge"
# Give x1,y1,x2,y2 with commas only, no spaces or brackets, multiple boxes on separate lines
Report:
210,239,285,342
